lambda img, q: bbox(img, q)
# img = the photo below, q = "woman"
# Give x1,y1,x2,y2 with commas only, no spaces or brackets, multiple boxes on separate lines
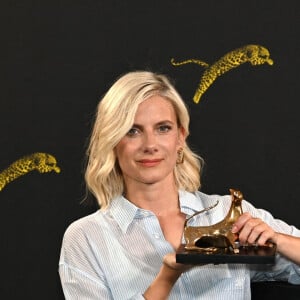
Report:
59,71,300,299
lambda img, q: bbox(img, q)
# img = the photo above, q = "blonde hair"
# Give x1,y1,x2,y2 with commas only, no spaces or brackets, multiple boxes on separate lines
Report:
85,71,203,209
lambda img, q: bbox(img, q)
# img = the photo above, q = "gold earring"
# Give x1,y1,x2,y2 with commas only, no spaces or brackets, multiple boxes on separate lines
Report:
176,148,184,164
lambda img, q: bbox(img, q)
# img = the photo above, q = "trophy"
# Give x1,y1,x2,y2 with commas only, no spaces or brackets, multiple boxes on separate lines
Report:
176,189,276,264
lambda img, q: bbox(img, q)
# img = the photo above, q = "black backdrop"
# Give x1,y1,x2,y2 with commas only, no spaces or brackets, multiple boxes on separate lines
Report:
0,1,299,299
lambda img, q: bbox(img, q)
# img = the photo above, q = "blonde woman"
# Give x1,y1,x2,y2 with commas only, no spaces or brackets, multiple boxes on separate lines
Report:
59,71,300,299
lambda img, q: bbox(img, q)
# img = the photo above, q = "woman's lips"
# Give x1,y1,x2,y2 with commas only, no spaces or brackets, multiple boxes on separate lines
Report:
138,159,163,167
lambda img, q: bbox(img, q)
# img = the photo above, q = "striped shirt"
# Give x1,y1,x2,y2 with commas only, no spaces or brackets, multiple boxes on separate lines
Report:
59,190,300,299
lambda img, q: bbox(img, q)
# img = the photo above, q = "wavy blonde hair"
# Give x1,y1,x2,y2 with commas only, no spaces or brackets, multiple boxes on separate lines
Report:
85,71,203,209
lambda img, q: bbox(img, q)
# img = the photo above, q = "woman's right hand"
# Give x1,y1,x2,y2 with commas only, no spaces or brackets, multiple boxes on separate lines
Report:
163,253,192,273
143,253,192,299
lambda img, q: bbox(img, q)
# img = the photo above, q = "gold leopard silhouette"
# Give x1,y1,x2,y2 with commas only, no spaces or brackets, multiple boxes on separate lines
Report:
0,152,60,191
171,44,274,103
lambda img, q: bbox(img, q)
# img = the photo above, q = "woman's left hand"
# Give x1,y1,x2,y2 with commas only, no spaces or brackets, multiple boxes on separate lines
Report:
232,212,278,246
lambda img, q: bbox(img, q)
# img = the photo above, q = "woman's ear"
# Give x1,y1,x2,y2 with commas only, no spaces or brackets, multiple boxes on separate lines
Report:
178,126,187,147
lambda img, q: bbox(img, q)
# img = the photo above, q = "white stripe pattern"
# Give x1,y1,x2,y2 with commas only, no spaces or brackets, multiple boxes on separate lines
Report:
59,190,300,299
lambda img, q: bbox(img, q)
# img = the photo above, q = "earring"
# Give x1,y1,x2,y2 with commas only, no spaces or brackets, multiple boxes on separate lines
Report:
176,148,184,164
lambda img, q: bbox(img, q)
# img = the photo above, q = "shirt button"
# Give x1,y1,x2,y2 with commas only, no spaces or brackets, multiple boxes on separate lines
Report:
153,233,160,239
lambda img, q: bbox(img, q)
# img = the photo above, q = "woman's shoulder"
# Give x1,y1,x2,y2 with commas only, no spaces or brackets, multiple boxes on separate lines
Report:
62,210,104,241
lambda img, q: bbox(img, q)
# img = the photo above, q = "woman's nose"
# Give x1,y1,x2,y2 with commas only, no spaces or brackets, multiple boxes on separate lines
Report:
143,132,158,153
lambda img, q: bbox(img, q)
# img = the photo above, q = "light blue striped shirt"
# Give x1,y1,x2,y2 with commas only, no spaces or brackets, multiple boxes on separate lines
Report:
59,190,300,299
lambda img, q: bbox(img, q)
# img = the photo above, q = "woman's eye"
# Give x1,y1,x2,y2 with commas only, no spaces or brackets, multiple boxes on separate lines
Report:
158,125,172,133
127,128,139,136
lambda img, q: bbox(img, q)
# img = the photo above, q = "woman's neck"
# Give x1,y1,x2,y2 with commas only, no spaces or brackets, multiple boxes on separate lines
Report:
124,181,180,216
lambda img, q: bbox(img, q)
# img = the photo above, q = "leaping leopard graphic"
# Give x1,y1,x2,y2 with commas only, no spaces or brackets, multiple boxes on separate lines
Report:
0,152,60,191
171,44,274,103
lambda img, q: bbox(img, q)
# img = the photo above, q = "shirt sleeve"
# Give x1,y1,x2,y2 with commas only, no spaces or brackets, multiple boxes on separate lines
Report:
59,221,146,300
241,199,300,284
59,263,113,300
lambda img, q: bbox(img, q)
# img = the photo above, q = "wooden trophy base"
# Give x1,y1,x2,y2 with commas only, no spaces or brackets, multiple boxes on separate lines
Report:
176,244,276,265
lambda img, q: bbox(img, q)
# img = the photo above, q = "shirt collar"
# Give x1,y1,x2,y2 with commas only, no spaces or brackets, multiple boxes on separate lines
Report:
109,195,139,233
108,190,206,233
179,190,206,216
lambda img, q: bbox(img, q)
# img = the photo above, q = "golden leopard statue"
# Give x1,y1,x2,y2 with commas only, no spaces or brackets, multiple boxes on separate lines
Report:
171,44,274,103
0,152,60,191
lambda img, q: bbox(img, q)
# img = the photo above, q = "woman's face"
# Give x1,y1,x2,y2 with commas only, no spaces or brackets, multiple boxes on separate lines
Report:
115,95,185,188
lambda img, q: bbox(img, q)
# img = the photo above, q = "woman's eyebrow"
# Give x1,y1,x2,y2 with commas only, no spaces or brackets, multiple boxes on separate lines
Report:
156,120,174,125
131,123,143,129
132,120,174,128
132,120,174,130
